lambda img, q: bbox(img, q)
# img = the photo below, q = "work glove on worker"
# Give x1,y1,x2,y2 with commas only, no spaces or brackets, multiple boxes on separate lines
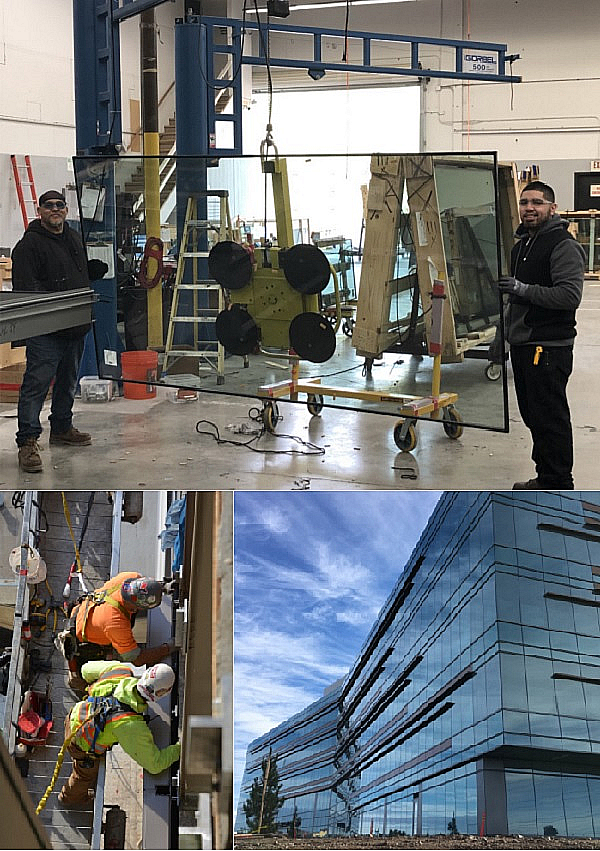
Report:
497,276,530,298
87,258,109,281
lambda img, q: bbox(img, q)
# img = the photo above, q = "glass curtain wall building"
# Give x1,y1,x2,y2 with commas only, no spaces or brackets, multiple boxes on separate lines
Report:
235,682,342,836
236,492,600,839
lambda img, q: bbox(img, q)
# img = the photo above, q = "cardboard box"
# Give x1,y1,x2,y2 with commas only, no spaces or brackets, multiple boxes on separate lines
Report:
0,362,26,403
0,257,12,290
0,362,54,403
0,342,26,369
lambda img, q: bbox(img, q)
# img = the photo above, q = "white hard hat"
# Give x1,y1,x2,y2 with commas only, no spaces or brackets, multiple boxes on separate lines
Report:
136,663,175,702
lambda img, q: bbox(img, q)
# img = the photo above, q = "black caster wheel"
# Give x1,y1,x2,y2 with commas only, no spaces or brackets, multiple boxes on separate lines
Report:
393,419,417,452
442,406,464,439
485,362,502,381
307,394,324,416
262,401,280,433
342,318,354,337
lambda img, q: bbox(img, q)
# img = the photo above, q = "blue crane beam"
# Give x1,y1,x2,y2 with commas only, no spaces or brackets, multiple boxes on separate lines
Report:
206,15,521,84
74,3,521,154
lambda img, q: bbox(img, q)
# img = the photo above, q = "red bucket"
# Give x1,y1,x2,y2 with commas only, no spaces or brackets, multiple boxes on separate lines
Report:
121,350,158,400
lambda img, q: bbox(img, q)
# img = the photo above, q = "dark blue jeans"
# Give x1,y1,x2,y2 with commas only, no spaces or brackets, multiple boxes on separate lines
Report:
16,333,85,446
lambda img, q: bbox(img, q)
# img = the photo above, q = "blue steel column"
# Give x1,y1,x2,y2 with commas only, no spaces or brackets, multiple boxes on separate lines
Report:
175,15,209,241
73,0,122,153
73,0,121,376
175,17,211,346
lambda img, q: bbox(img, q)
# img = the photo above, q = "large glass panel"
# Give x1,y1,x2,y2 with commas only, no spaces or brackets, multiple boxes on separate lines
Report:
73,152,509,434
534,774,567,836
563,775,593,837
506,770,537,835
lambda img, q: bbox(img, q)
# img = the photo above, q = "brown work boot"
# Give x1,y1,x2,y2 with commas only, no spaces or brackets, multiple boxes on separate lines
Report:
18,439,43,473
49,426,92,446
58,790,94,808
67,673,88,698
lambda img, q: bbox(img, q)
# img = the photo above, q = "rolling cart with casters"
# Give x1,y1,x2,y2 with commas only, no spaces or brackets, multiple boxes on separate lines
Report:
258,277,463,452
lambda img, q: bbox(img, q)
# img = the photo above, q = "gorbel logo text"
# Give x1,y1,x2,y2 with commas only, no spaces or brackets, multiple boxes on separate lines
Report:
465,54,495,63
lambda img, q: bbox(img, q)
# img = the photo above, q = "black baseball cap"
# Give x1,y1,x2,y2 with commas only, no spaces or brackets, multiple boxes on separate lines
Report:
38,190,66,206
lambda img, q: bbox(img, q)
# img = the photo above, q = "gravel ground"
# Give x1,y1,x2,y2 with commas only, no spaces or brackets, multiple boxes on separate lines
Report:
234,834,600,850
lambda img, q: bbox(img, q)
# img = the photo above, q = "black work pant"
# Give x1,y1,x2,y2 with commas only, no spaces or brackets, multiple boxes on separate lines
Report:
510,344,574,489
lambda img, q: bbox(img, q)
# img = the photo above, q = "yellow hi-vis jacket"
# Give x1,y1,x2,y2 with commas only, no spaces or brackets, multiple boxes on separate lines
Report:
68,661,180,774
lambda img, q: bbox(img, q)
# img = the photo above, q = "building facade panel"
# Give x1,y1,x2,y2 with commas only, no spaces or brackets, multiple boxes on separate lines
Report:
236,492,600,839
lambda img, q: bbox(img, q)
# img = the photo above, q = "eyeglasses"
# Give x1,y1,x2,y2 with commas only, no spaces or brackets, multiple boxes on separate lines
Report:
41,201,66,210
519,198,552,207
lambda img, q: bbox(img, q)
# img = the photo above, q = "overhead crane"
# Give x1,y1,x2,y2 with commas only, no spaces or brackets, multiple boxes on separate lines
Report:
71,2,521,442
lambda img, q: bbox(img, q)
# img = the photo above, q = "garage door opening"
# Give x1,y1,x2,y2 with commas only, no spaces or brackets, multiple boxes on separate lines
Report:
243,85,420,154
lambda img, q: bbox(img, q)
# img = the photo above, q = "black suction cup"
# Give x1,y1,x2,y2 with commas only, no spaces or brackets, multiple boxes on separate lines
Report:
289,312,336,363
208,241,253,290
215,306,260,355
280,244,330,294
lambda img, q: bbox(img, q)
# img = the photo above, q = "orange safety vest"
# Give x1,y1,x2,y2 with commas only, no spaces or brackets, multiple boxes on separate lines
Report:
77,580,131,644
71,666,138,755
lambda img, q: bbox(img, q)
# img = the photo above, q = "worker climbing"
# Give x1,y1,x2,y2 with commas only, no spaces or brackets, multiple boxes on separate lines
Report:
63,571,175,694
57,660,180,807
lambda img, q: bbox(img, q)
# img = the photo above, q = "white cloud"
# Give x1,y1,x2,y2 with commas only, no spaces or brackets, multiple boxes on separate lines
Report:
336,610,374,625
233,491,443,813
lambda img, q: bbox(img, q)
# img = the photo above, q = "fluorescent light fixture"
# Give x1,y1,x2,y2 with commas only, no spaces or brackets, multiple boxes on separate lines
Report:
248,0,415,11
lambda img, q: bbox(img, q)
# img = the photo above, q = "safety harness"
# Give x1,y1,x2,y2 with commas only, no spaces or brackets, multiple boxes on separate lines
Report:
71,666,139,755
76,580,132,644
36,665,141,815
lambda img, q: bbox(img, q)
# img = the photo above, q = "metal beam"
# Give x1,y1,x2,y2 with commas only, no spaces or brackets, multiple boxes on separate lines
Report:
0,289,96,344
113,0,172,22
203,15,522,84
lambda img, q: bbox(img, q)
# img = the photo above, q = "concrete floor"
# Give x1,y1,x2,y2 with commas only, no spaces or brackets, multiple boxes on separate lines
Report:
0,281,598,491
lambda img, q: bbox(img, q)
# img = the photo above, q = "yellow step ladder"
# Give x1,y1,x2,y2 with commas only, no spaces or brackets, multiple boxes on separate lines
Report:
163,192,233,385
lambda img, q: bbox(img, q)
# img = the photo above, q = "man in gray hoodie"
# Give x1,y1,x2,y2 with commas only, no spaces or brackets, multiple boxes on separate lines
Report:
498,180,585,490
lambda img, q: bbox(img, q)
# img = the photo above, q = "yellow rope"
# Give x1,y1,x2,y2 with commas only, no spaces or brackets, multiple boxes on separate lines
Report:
61,492,83,573
35,710,100,814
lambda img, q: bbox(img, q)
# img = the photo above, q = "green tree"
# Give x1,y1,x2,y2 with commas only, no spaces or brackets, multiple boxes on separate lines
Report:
448,815,458,835
286,805,302,838
243,752,284,833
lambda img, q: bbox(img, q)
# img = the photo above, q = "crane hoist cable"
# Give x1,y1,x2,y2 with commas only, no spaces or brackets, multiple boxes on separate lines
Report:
62,493,95,601
61,492,84,575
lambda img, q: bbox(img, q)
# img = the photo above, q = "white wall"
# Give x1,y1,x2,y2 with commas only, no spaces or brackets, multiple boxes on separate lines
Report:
0,0,184,249
0,0,597,245
286,0,600,206
0,0,76,247
119,491,167,580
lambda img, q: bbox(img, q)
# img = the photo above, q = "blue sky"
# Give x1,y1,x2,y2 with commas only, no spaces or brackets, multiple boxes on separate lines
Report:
233,490,442,811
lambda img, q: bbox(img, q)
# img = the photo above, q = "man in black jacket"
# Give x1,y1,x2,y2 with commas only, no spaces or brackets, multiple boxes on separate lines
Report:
12,190,93,473
498,180,585,490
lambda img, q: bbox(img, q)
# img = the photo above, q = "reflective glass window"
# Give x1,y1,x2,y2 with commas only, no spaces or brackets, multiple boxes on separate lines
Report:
534,774,567,836
506,771,537,835
500,653,528,710
563,776,594,838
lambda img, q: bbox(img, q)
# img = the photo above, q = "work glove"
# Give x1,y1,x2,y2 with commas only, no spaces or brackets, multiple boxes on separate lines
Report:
87,258,109,280
497,276,529,298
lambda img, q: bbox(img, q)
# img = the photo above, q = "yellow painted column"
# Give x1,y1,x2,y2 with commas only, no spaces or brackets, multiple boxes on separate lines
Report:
141,10,163,348
143,133,163,347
